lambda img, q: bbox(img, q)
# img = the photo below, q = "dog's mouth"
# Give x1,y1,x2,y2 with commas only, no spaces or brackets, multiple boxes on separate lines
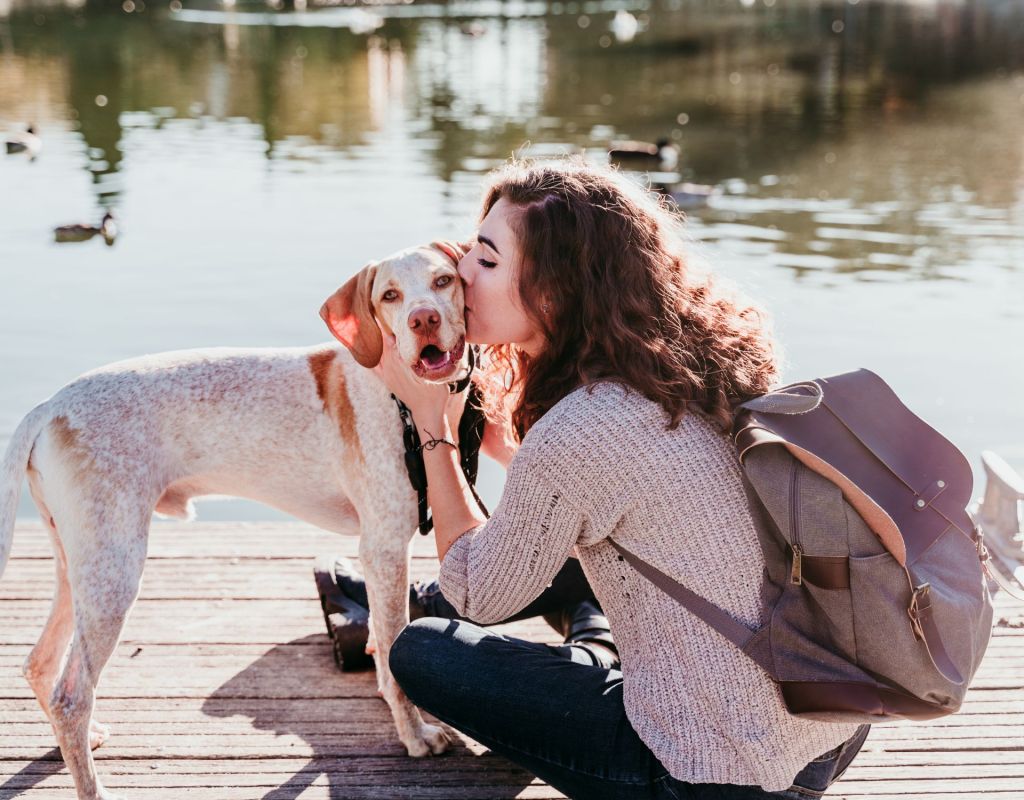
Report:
413,337,466,380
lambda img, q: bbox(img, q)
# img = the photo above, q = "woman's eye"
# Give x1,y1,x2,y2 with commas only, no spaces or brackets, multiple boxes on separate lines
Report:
477,257,497,269
435,275,453,289
382,289,399,302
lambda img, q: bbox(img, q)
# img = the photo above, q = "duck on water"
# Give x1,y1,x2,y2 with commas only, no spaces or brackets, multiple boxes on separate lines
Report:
54,212,117,246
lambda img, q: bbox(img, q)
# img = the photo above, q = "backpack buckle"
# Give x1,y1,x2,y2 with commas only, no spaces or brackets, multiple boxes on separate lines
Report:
908,583,932,641
973,526,991,563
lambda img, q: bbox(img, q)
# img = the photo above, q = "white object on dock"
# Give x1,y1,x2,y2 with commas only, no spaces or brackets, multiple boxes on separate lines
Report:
971,450,1024,589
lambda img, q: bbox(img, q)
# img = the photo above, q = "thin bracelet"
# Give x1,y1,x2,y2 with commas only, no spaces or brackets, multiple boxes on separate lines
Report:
418,437,458,453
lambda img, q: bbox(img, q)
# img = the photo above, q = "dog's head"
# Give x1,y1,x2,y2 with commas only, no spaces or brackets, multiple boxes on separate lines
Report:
320,241,470,384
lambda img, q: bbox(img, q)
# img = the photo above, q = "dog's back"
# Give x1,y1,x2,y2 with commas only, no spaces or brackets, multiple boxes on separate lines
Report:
1,343,373,570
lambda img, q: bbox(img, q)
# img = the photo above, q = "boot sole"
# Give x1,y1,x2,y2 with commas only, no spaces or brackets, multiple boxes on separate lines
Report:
314,557,374,672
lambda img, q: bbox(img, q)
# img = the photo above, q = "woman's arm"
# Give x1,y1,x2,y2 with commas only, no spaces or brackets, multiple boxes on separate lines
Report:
371,335,490,563
435,445,586,623
371,337,585,620
413,413,488,562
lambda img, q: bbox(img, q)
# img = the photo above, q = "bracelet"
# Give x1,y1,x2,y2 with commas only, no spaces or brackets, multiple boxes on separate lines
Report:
418,437,458,453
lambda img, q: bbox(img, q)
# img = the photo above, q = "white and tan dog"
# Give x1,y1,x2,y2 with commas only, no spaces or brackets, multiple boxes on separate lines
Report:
0,241,475,800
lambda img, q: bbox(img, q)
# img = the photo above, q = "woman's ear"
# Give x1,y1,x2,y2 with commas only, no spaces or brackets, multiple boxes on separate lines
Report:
319,264,383,368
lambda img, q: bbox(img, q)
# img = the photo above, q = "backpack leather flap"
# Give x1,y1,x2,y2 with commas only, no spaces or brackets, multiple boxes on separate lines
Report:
735,423,906,566
817,370,975,562
735,369,973,565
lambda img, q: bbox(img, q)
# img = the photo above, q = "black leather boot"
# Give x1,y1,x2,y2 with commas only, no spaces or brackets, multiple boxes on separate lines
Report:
321,556,453,621
315,556,618,670
544,599,620,670
315,556,463,671
313,556,373,671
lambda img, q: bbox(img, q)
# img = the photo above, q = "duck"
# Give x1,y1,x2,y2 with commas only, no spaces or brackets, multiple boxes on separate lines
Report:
653,181,717,211
54,211,117,245
460,21,486,37
5,125,42,158
608,137,679,171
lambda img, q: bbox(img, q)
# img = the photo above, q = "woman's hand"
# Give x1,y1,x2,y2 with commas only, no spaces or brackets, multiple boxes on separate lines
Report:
373,333,461,433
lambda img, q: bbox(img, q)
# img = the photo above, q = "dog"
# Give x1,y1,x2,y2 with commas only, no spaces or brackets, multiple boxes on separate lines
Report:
0,240,474,800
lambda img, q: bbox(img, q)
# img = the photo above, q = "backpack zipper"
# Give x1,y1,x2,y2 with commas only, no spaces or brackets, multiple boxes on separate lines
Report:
790,462,803,586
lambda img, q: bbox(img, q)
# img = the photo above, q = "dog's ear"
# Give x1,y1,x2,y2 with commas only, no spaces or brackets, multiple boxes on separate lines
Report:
319,264,383,368
431,239,472,266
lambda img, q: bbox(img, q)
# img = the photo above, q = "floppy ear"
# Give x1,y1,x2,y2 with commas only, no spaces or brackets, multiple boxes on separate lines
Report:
431,239,472,266
319,264,383,368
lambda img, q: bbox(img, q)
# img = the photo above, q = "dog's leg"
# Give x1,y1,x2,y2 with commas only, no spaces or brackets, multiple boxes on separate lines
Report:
22,523,74,721
359,533,453,757
24,475,111,751
50,513,147,800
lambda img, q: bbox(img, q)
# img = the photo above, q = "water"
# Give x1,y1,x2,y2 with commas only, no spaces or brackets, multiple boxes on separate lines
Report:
2,0,1023,522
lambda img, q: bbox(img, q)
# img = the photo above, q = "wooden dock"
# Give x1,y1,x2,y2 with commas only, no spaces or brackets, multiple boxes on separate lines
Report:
2,521,1022,799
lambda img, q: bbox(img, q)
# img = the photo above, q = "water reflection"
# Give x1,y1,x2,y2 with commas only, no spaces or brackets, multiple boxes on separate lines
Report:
2,1,1022,200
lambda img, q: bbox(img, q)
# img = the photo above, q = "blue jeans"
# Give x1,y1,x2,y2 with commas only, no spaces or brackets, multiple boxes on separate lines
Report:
389,618,870,800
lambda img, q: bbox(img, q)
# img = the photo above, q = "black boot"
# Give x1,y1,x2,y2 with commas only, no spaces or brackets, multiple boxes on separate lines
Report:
313,556,375,671
313,556,453,671
544,599,620,670
321,556,451,621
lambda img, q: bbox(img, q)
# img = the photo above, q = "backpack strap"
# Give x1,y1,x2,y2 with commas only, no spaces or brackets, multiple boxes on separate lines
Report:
738,383,822,415
608,539,772,672
906,581,965,687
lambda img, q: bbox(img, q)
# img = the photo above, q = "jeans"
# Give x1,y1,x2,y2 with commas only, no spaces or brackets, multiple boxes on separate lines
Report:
388,617,870,800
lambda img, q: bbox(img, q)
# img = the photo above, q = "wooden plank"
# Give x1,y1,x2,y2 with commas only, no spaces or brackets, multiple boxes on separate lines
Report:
0,557,449,600
1,693,1021,724
4,752,1023,779
0,604,557,647
4,521,440,560
0,766,550,790
0,786,565,800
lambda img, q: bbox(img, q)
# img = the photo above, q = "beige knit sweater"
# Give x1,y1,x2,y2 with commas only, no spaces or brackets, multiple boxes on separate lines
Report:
438,381,861,791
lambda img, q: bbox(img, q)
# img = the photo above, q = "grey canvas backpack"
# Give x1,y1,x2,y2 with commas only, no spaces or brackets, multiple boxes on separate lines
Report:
611,369,995,724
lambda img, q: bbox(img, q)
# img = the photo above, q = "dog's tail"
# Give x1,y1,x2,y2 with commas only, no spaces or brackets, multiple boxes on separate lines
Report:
0,403,50,582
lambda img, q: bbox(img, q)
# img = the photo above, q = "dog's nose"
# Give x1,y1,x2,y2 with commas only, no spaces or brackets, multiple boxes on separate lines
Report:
409,307,441,333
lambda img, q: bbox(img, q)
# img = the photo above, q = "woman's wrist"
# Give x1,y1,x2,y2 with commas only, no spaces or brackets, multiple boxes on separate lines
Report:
415,414,451,444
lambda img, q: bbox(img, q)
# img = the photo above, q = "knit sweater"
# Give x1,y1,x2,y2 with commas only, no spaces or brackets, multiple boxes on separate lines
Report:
438,382,861,791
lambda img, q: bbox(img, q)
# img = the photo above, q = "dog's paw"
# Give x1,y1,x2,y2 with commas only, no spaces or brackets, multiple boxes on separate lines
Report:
404,722,453,757
89,719,111,750
422,722,453,755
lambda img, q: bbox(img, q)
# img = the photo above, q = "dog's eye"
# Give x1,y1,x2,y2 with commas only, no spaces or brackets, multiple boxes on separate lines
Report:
382,289,400,302
434,275,453,289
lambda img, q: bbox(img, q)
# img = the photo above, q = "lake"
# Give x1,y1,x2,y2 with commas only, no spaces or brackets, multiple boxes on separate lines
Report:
2,0,1022,522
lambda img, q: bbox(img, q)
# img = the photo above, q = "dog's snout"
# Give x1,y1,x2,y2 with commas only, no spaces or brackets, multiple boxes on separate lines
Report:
408,307,441,333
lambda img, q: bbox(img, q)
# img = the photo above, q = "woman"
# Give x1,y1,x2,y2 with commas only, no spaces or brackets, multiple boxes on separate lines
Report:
370,157,869,798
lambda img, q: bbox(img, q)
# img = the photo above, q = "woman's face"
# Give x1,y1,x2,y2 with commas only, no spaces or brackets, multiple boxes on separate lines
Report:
457,197,544,355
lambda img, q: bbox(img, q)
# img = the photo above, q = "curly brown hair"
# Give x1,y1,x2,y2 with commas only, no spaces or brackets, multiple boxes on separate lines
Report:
472,157,780,441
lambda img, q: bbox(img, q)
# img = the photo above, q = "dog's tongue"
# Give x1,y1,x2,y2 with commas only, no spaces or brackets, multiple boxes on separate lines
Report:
420,345,449,369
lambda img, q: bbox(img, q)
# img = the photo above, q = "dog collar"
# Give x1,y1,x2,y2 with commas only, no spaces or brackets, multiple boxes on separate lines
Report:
446,343,477,394
392,346,488,535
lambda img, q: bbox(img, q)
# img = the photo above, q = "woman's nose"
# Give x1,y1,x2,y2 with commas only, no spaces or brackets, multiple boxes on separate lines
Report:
457,252,473,285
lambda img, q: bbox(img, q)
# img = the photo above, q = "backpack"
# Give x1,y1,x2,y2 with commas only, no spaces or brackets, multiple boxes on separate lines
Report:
611,369,995,724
